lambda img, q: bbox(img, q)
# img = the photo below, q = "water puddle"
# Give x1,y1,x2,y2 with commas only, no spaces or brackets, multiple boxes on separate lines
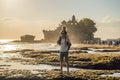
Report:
87,48,120,53
101,73,120,77
0,51,79,73
0,53,22,59
0,60,79,72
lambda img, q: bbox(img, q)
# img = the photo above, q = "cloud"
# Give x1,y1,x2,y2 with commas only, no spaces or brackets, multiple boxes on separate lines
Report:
94,16,120,40
0,17,14,21
96,16,120,28
95,25,120,39
101,16,112,23
100,16,120,24
0,17,18,25
0,17,58,27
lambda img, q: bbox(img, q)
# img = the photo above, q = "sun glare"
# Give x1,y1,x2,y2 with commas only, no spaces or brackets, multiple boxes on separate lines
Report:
0,40,17,51
0,40,13,43
2,45,17,51
2,0,18,9
4,0,17,4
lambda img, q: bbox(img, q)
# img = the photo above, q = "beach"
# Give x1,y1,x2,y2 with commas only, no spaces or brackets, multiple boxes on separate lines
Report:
0,41,120,80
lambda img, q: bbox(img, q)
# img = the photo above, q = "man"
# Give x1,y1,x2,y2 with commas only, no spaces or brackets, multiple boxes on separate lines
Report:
57,26,71,74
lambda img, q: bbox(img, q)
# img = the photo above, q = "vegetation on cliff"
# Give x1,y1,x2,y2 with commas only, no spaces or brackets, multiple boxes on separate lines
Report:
43,15,97,43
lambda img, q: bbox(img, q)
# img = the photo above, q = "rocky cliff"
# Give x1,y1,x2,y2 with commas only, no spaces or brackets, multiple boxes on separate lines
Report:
42,15,97,43
20,35,35,42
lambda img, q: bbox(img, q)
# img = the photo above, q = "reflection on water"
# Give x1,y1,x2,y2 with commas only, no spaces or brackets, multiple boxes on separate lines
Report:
0,43,60,51
0,40,120,76
0,40,17,51
0,60,79,71
0,53,22,59
101,73,120,77
0,39,13,44
0,45,80,72
1,44,17,51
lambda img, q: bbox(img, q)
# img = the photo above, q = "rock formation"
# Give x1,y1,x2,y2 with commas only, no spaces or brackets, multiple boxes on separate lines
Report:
20,35,35,42
42,15,97,43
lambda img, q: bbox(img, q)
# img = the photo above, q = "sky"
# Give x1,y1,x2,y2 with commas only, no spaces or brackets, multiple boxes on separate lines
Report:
0,0,120,40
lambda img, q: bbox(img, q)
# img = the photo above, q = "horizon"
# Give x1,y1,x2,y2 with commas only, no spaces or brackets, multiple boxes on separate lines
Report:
0,0,120,40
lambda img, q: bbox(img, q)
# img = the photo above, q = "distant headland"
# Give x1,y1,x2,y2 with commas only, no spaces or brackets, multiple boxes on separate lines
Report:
41,15,97,43
14,15,120,44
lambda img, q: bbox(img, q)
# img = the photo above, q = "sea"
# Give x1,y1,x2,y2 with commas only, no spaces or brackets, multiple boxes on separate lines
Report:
0,39,120,77
0,39,80,71
0,39,60,52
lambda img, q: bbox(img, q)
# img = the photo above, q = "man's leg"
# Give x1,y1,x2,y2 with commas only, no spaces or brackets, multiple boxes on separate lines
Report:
66,61,69,74
65,52,69,74
60,61,63,74
60,52,64,74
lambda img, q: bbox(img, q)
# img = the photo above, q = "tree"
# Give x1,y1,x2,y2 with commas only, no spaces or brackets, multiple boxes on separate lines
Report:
78,18,97,41
42,15,97,43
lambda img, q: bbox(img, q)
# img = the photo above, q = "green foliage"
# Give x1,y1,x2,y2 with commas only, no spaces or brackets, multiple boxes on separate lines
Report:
43,15,97,43
65,17,97,43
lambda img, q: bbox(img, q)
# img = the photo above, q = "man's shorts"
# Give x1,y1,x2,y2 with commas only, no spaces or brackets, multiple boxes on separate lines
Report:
60,52,68,62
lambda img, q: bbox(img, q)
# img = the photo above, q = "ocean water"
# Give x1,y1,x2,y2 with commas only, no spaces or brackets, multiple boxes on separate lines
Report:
0,40,60,52
101,73,120,77
0,40,120,53
0,40,80,72
0,40,120,76
0,40,61,60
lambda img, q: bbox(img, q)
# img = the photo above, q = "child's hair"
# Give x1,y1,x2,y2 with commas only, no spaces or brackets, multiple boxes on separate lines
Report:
60,25,67,35
62,25,67,30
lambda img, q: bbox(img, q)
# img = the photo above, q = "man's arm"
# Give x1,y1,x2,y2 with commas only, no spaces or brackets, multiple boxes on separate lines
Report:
57,36,61,45
67,35,71,50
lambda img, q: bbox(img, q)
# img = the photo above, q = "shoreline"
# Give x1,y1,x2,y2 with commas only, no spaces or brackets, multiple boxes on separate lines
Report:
0,45,120,79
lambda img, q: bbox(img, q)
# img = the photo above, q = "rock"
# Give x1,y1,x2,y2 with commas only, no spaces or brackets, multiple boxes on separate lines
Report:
4,49,34,53
80,47,89,50
20,35,35,42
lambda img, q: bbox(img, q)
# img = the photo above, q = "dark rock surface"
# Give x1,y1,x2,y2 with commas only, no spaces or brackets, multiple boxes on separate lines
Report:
20,35,35,42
